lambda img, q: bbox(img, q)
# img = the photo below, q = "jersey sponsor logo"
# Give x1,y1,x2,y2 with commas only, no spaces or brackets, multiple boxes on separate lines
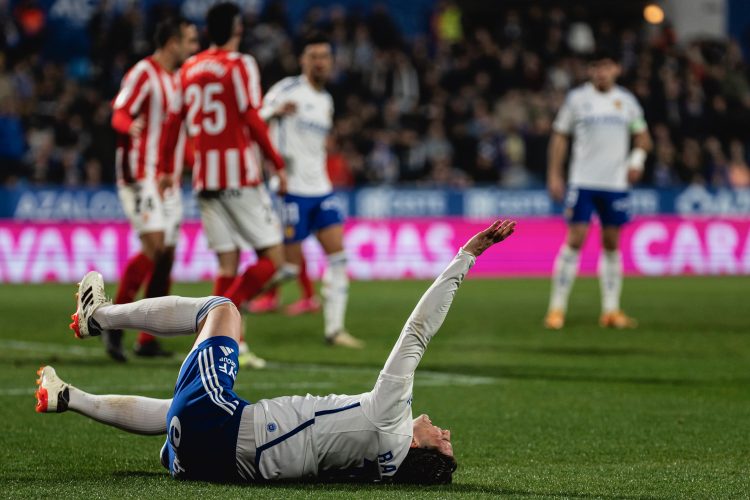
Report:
295,118,330,135
218,359,237,380
219,346,234,356
581,114,627,126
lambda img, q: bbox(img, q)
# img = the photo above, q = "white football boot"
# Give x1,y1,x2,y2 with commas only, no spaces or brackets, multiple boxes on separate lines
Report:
35,366,70,413
326,330,365,349
69,271,109,339
238,340,267,369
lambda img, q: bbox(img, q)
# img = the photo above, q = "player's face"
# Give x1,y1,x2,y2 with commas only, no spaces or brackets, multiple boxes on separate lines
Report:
301,43,332,86
412,414,453,457
178,24,200,63
588,59,621,91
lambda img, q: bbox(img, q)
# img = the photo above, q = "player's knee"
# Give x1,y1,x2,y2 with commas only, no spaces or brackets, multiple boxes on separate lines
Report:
213,301,241,323
196,297,241,335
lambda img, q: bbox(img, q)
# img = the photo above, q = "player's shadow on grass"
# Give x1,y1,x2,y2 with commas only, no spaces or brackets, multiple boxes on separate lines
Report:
108,474,660,499
110,471,661,499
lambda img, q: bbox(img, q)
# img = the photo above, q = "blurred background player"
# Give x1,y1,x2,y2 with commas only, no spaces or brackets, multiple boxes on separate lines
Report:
160,2,291,367
108,17,199,361
545,48,652,330
251,34,363,348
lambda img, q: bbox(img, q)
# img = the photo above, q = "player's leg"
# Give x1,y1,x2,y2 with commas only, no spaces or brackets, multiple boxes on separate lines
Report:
284,245,321,316
197,192,241,296
134,230,172,357
135,189,183,356
72,272,232,340
109,182,166,361
224,187,296,308
596,191,636,328
546,188,592,329
39,295,240,434
36,365,171,435
316,223,362,348
310,193,360,346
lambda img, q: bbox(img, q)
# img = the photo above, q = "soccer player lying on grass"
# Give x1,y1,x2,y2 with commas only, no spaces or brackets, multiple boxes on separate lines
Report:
35,219,516,484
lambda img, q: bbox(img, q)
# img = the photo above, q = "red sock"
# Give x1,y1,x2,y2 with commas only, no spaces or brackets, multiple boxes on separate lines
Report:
213,276,235,297
115,253,153,305
225,257,276,308
298,257,314,300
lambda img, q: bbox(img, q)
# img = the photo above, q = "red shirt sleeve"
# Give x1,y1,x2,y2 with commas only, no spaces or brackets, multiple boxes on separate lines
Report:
244,107,285,171
232,55,285,171
111,108,134,135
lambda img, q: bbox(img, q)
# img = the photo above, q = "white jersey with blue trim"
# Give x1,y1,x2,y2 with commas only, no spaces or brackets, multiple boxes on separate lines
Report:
247,372,413,481
261,75,334,197
234,249,477,482
553,82,647,191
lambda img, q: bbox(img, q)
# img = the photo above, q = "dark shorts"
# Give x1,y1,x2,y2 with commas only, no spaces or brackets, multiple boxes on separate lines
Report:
565,188,630,227
163,336,249,482
282,193,344,243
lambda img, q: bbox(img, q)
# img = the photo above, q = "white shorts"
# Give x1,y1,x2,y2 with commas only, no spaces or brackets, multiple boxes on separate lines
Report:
198,186,282,253
118,181,182,246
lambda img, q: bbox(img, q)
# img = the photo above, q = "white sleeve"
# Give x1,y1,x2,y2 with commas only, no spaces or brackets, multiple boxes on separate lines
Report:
552,93,575,134
259,81,285,122
363,249,476,427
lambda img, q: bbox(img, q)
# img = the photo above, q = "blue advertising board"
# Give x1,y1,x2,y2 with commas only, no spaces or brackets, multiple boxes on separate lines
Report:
1,186,748,221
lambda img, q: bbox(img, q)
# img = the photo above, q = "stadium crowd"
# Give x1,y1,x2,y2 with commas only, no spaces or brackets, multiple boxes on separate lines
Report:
1,1,750,189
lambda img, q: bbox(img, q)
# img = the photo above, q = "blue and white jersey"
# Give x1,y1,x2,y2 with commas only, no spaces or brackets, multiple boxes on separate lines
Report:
237,372,414,481
261,75,334,197
553,82,647,191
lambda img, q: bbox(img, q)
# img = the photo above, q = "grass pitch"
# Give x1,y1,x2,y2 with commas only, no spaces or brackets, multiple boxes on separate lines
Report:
1,276,748,498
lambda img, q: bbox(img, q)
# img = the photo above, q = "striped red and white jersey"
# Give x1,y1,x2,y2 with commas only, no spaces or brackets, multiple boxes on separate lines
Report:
112,56,177,184
161,48,284,192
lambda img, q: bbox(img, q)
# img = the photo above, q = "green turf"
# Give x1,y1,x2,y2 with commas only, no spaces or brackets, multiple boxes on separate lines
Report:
1,276,748,498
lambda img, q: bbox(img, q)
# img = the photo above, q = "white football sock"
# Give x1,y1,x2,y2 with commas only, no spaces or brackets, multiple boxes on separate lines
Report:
322,251,349,339
549,244,580,312
599,250,623,313
92,296,231,337
68,386,170,435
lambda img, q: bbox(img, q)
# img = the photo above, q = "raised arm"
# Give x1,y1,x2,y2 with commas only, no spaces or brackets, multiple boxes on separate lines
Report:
381,220,516,378
363,221,516,428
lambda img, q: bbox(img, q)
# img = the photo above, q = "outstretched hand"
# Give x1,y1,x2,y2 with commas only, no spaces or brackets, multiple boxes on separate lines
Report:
462,219,517,257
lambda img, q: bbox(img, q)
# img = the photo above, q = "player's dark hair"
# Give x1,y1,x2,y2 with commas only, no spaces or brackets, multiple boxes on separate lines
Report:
391,448,457,485
207,2,241,46
589,46,621,64
297,32,331,56
154,17,190,49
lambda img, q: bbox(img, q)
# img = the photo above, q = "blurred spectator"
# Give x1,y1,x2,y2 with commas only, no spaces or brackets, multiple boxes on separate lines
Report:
2,1,750,189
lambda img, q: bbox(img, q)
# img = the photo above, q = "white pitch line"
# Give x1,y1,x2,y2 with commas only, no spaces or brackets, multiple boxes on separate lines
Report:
1,381,339,397
1,340,501,392
267,361,499,386
0,339,99,356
